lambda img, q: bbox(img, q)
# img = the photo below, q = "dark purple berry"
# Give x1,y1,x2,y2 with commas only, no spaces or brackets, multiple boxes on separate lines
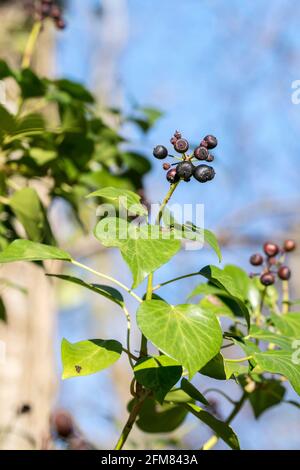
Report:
193,164,215,183
260,272,275,286
174,130,182,139
194,146,209,161
200,140,208,148
263,242,279,257
53,410,74,438
153,145,168,159
174,138,189,154
283,239,296,252
163,163,171,171
278,266,291,281
250,254,263,266
176,161,194,181
268,256,278,266
170,137,177,145
203,135,218,149
166,168,179,184
206,154,215,162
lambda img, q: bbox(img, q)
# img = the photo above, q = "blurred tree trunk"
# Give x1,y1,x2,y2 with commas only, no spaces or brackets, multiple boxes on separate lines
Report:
0,2,57,450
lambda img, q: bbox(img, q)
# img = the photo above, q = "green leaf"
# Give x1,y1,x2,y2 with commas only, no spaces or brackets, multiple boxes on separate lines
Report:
199,265,250,327
247,379,286,419
61,338,122,379
0,297,7,322
164,388,194,404
183,223,222,262
29,148,57,165
87,186,147,217
18,68,46,99
0,60,14,79
271,312,300,338
180,378,209,405
254,350,300,396
199,298,235,319
12,113,45,139
223,265,250,300
129,397,188,433
0,104,15,133
95,218,181,288
54,79,94,103
0,240,71,264
185,403,240,450
248,325,292,350
200,353,248,380
46,274,124,307
134,355,182,403
137,300,222,377
10,188,54,244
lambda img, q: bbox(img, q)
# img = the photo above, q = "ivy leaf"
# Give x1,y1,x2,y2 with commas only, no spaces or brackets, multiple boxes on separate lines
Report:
0,104,15,133
18,68,46,99
61,338,122,379
95,218,181,288
248,325,292,350
180,378,209,405
10,187,55,244
129,397,188,433
0,297,7,322
137,300,222,378
184,403,240,450
54,79,95,103
0,60,14,79
0,240,71,264
134,355,182,404
199,265,250,327
11,114,45,140
87,186,147,216
200,353,248,380
199,298,235,320
223,265,250,300
46,274,124,307
271,312,300,338
183,222,222,262
247,379,286,419
254,350,300,396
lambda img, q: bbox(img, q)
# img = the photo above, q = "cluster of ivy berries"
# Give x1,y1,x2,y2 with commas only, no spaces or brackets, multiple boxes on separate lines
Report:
35,0,66,29
250,239,296,286
153,131,217,184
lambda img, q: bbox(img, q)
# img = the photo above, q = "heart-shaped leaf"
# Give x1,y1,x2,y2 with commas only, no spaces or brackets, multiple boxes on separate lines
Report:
95,218,181,288
0,240,71,264
271,312,300,338
180,378,209,405
87,187,147,216
134,355,182,403
137,300,222,377
61,338,122,379
254,350,300,396
247,379,286,419
185,403,240,450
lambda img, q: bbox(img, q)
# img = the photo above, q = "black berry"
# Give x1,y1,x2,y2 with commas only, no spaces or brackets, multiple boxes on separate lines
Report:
153,145,168,159
203,135,218,149
166,168,179,184
176,161,194,181
260,272,275,286
174,138,189,154
206,154,215,162
263,242,279,257
278,266,291,281
284,239,296,252
250,254,263,266
194,146,209,161
193,164,215,183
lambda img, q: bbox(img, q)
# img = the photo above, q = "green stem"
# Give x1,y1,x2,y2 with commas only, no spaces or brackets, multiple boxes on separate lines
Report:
153,271,200,291
201,391,248,450
114,393,148,450
140,181,181,357
71,260,142,303
282,280,289,314
122,305,135,368
22,21,42,69
203,388,237,405
224,356,252,363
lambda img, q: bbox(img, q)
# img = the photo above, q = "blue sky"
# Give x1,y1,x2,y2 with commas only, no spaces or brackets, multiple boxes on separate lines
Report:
55,0,300,449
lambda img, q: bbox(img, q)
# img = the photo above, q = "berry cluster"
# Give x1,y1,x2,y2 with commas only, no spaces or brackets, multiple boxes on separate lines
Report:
249,239,296,286
35,0,66,29
153,131,218,184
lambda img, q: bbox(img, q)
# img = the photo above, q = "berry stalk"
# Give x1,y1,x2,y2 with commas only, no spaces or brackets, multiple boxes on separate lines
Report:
22,20,42,69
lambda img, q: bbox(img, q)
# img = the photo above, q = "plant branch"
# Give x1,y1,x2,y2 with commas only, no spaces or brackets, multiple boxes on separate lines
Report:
224,356,253,363
201,391,248,450
114,392,149,450
153,271,200,291
71,260,142,303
